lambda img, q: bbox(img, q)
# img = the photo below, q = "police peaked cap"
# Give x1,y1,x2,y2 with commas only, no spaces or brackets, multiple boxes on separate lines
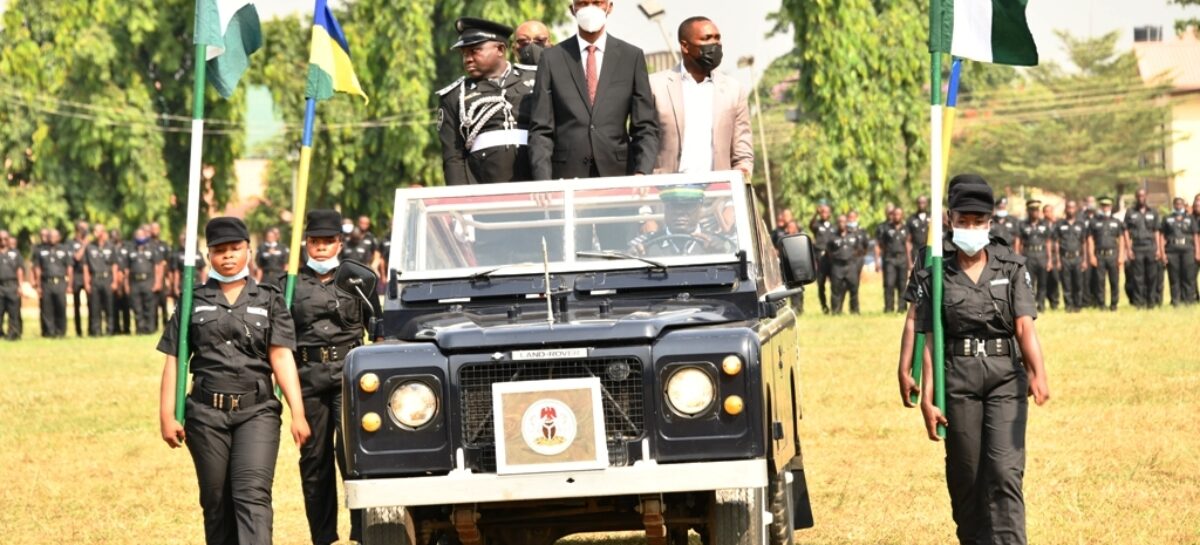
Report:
452,17,513,49
947,174,994,214
205,217,250,247
1098,197,1114,206
659,184,707,202
305,209,343,237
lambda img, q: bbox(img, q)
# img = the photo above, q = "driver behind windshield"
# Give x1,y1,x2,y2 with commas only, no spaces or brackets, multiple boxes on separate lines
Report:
628,185,729,257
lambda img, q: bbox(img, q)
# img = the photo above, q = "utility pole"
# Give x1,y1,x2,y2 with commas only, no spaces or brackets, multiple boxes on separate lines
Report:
739,55,776,223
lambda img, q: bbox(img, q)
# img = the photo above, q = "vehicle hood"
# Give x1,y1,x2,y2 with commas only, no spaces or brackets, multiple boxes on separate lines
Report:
408,300,747,350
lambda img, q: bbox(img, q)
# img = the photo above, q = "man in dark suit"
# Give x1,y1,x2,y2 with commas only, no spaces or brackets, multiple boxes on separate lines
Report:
528,0,659,180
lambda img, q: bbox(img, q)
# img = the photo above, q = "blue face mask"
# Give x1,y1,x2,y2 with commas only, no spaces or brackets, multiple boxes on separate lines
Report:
952,228,990,257
135,237,149,245
307,256,340,275
208,264,249,284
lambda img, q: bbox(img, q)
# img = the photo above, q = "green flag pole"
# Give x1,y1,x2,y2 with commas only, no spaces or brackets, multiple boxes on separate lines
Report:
928,54,947,438
174,32,209,423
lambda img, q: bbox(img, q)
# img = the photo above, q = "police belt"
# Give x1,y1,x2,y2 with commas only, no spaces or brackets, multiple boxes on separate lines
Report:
42,276,65,284
1169,237,1192,247
1096,248,1118,257
1060,250,1083,259
132,272,151,281
191,378,270,411
1024,244,1045,252
296,341,361,364
948,337,1012,358
469,129,528,153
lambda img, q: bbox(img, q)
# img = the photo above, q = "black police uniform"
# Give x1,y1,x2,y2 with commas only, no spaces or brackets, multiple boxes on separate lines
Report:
255,241,289,289
810,218,836,313
1124,205,1161,308
0,247,23,340
828,228,867,314
1017,218,1051,311
1088,214,1124,310
1160,209,1198,305
68,236,87,337
1053,217,1088,312
173,246,208,298
1079,209,1098,308
114,241,133,334
151,237,172,327
158,277,296,545
85,241,118,335
437,19,534,185
989,214,1018,247
290,265,372,544
34,243,70,337
339,237,375,265
876,220,910,313
126,243,160,334
913,241,1037,545
907,211,931,266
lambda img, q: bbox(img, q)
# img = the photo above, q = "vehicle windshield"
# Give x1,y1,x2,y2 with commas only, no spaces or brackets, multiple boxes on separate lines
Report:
388,173,755,281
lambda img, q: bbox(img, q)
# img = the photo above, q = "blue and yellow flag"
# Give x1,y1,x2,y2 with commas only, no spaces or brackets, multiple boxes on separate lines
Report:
306,0,368,102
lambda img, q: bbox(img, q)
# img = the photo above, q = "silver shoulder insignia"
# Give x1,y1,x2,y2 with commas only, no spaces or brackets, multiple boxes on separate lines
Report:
514,63,538,72
436,77,465,97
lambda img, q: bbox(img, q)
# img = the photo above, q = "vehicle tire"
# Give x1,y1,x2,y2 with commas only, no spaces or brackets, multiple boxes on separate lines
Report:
362,506,415,545
767,466,796,545
708,487,765,545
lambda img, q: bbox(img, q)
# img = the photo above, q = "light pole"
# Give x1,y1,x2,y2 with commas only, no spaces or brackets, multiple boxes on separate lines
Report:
638,0,677,65
738,55,776,223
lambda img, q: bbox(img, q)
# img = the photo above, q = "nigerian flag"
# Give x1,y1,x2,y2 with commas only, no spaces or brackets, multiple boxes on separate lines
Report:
194,0,263,98
931,0,1038,66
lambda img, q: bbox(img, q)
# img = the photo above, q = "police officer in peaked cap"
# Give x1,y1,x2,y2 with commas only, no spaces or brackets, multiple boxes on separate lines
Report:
437,17,537,185
288,209,379,545
157,217,310,545
914,175,1050,545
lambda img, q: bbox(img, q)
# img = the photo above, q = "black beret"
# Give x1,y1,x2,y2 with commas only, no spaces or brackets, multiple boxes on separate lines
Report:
205,217,249,247
305,209,343,237
452,17,513,49
947,174,994,214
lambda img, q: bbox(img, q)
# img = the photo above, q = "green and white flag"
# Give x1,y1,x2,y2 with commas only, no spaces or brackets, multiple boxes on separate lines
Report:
194,0,263,98
931,0,1038,66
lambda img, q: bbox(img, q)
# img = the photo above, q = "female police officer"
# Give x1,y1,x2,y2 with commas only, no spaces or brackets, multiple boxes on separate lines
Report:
290,209,376,545
915,176,1050,545
157,217,310,545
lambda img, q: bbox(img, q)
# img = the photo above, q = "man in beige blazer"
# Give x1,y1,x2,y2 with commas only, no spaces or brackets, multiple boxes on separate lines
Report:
650,17,754,178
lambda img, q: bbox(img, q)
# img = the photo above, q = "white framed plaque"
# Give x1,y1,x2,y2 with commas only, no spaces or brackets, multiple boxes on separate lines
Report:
492,377,608,475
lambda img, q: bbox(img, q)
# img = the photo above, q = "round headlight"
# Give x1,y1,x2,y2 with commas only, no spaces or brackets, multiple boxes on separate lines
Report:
389,381,439,429
665,367,716,416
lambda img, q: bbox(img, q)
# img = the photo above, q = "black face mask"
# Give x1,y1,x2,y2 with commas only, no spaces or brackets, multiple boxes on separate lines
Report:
518,43,544,66
695,43,723,72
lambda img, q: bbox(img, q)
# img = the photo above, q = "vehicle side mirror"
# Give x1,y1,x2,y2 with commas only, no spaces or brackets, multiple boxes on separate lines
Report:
336,259,379,298
779,234,817,287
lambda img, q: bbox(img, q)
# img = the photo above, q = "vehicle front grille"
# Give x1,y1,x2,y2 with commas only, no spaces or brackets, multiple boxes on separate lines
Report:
458,357,645,472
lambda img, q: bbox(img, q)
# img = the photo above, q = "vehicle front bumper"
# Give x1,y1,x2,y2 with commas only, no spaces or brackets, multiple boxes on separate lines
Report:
345,458,767,509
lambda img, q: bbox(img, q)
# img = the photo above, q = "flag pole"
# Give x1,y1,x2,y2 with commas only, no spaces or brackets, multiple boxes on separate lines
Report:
175,7,209,423
928,49,947,438
285,101,318,308
910,57,962,405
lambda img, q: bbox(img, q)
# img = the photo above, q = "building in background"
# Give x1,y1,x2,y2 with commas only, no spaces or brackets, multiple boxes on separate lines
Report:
1135,26,1200,202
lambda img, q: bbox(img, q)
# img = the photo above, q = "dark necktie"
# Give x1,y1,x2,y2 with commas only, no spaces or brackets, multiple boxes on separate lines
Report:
585,44,598,106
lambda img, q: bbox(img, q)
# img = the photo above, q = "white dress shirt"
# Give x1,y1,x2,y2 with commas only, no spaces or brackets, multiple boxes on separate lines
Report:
576,32,608,79
677,64,715,173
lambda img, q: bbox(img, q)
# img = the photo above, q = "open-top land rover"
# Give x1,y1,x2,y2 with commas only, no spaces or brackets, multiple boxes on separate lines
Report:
341,172,817,545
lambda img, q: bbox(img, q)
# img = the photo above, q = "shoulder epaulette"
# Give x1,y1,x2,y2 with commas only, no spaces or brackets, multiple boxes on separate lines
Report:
436,77,465,97
513,63,538,72
258,282,282,294
995,251,1027,266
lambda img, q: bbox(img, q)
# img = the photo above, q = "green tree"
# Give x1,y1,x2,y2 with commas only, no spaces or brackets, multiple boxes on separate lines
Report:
771,0,930,226
950,31,1174,201
1170,0,1200,35
0,0,246,246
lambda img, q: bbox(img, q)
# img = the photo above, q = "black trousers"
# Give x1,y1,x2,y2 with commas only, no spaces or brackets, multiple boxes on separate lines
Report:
1127,249,1159,307
815,253,831,312
72,280,84,337
115,287,132,334
829,263,859,314
1025,257,1048,311
1083,264,1099,307
882,255,908,313
130,280,157,334
1096,256,1120,309
88,282,116,335
1058,258,1084,310
158,287,170,328
40,279,67,337
186,394,282,545
1166,250,1198,306
1045,266,1060,309
298,360,363,545
0,284,21,340
944,352,1028,545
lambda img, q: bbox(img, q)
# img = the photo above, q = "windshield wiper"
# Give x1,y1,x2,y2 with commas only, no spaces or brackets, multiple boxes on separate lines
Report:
575,251,667,272
468,262,537,283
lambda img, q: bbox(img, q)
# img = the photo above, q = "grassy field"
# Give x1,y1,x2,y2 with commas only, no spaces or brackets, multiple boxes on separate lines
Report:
1,275,1199,544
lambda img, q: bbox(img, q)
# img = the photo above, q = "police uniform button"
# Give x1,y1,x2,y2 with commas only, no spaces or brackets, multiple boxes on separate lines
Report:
226,340,232,345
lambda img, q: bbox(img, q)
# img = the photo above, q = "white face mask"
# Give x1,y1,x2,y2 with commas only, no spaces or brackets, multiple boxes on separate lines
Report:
575,5,607,33
995,210,1008,218
341,224,354,235
307,255,340,275
208,264,250,284
952,228,989,257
